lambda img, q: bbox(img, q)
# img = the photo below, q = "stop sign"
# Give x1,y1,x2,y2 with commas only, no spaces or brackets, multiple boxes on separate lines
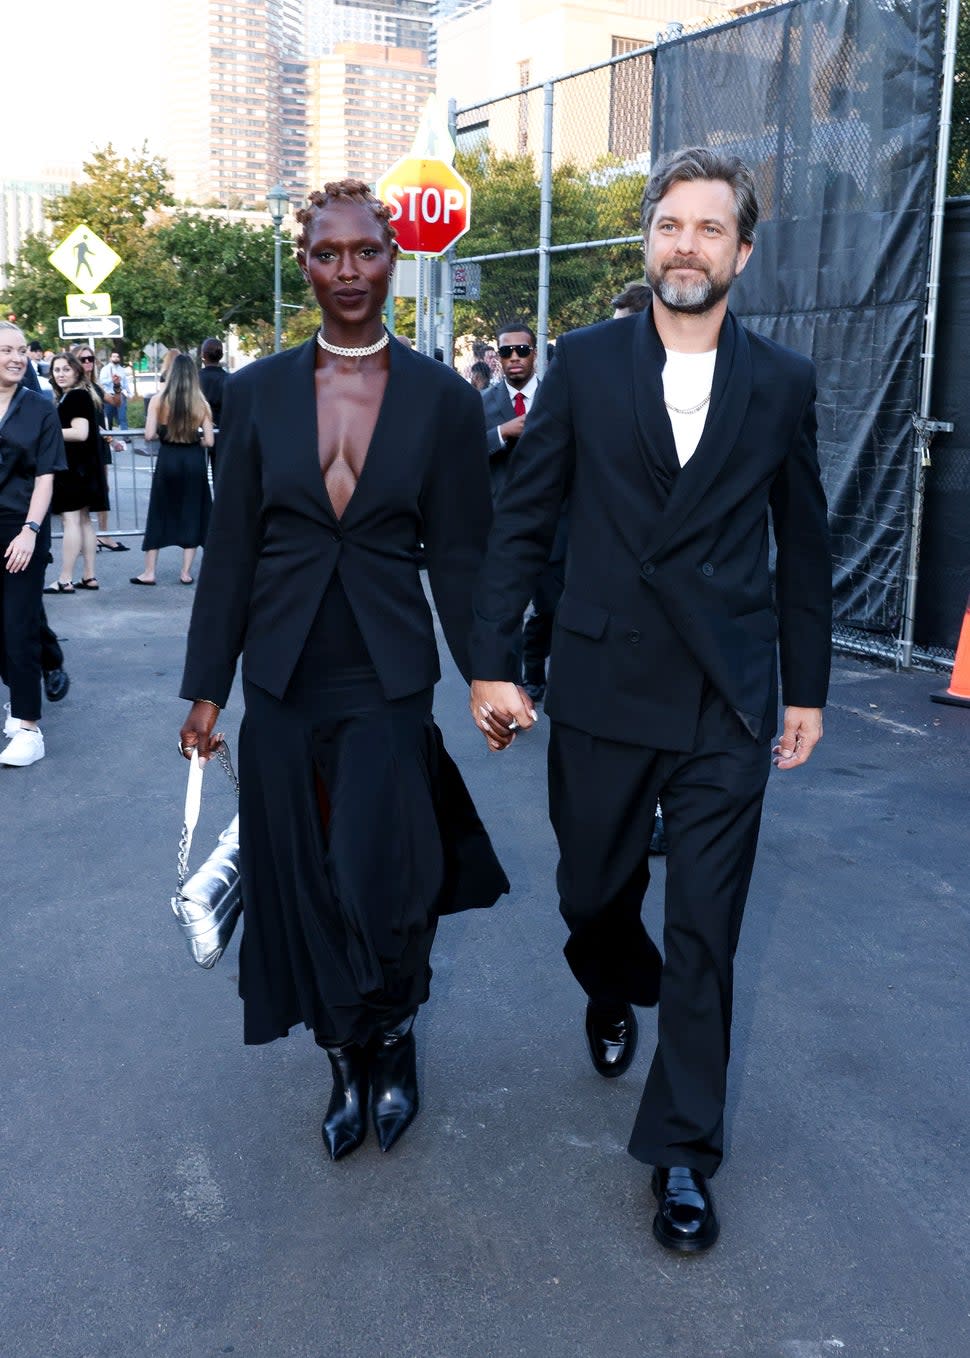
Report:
376,157,472,256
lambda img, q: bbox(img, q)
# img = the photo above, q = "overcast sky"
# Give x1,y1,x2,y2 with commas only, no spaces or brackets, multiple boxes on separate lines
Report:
2,4,159,182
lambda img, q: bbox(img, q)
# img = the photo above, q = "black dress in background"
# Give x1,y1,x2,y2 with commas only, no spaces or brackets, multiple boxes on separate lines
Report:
51,388,108,514
142,424,211,551
199,365,226,473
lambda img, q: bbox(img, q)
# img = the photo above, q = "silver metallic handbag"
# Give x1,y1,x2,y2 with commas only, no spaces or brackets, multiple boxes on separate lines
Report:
171,745,242,969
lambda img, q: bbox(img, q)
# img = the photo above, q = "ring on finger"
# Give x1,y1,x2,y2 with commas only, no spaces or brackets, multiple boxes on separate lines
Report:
508,718,519,731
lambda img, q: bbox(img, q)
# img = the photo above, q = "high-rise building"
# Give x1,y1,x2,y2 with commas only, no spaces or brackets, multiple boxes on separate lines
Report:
161,0,309,208
1,178,71,291
308,43,435,186
307,0,434,60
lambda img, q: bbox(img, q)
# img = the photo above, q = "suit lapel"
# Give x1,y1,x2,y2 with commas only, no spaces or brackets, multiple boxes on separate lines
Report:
631,308,680,481
643,311,753,559
270,337,337,525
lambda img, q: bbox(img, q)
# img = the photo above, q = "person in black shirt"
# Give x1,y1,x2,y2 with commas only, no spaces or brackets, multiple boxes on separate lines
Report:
198,338,227,475
0,323,66,766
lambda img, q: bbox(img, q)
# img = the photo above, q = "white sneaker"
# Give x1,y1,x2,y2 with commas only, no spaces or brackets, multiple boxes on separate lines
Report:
2,703,16,738
0,727,45,766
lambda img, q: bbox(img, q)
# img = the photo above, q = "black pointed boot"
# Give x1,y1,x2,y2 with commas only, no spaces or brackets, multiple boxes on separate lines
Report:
322,1043,369,1161
370,1016,419,1153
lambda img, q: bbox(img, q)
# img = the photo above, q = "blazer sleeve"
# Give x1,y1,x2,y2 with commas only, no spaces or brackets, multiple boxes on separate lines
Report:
482,386,508,457
469,348,576,681
769,371,833,708
179,374,262,707
421,379,493,685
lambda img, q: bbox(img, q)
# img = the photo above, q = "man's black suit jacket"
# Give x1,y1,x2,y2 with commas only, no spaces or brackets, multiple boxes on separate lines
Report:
481,379,538,503
470,307,832,751
181,336,492,709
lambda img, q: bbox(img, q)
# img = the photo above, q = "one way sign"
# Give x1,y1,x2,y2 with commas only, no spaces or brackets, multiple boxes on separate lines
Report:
58,315,124,340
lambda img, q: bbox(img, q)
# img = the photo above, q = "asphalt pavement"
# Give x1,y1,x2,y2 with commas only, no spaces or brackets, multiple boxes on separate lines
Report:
3,549,969,1358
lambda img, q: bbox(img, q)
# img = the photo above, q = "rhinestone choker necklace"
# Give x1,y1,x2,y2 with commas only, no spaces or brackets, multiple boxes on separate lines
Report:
316,329,390,359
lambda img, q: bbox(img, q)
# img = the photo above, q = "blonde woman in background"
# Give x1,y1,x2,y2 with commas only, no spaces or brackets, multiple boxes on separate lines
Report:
130,354,213,587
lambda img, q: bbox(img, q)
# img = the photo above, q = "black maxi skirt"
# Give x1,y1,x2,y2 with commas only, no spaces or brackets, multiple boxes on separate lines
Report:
142,442,211,551
236,578,509,1049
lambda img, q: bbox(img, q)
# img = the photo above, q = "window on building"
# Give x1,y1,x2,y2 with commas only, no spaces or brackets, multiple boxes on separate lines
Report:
609,35,651,159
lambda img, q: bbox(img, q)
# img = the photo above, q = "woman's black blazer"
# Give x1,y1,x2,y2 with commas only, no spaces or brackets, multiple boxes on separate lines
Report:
180,336,492,709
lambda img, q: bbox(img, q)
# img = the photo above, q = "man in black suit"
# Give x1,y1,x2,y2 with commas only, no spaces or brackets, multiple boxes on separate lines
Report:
480,321,538,501
470,147,831,1252
480,322,563,701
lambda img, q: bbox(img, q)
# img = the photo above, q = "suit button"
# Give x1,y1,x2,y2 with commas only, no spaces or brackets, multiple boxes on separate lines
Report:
641,562,655,579
331,531,342,543
628,629,641,644
702,562,715,577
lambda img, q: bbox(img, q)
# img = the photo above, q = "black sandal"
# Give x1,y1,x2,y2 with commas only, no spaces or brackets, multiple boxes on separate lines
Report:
73,578,100,590
43,581,75,594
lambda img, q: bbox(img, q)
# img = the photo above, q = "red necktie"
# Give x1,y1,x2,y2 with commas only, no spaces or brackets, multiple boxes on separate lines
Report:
513,391,526,417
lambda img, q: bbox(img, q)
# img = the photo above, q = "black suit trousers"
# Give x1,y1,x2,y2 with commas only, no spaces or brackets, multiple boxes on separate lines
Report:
548,686,771,1177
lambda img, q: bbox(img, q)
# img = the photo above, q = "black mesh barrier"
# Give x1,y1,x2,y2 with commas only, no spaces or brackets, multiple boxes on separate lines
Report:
652,0,942,635
916,198,970,653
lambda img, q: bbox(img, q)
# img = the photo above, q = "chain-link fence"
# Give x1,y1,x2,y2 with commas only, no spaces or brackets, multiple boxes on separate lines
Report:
447,0,959,672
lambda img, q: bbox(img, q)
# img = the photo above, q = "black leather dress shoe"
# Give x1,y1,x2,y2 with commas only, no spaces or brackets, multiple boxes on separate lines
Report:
651,1166,719,1252
43,668,70,703
370,1016,419,1152
584,1001,638,1077
322,1043,369,1161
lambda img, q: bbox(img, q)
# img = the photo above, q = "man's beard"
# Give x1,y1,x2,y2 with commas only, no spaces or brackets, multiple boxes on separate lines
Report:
647,259,735,315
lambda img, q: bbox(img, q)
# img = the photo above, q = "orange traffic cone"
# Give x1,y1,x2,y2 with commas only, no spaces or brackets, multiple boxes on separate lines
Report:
931,594,970,708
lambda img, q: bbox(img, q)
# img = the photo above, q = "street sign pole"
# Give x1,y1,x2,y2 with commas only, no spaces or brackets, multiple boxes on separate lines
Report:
415,255,425,354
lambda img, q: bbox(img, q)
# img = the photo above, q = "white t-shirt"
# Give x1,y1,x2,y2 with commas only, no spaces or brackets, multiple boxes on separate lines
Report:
662,348,717,467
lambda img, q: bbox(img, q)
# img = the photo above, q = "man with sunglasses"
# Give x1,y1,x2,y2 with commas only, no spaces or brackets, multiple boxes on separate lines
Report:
481,323,564,703
481,323,539,502
469,148,831,1253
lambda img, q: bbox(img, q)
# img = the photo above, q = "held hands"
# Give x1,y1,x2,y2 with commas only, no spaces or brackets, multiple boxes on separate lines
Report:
773,706,823,770
470,680,538,752
178,700,225,764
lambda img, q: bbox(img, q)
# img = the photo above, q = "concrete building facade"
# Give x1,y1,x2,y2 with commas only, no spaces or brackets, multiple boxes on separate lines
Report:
436,0,738,168
308,43,435,187
160,0,309,208
0,179,71,292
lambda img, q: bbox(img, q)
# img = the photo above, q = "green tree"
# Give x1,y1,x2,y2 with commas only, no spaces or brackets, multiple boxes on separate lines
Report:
949,0,970,195
450,149,642,341
1,145,174,346
141,213,309,352
1,144,311,355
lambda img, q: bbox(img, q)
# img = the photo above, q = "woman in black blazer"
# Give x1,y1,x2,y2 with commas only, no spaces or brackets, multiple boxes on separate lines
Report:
178,180,508,1161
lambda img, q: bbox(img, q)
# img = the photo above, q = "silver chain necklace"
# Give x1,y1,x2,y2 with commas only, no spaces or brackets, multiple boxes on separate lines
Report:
316,329,389,359
664,391,711,416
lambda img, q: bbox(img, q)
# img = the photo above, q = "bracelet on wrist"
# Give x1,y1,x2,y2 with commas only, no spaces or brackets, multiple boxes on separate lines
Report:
194,698,221,710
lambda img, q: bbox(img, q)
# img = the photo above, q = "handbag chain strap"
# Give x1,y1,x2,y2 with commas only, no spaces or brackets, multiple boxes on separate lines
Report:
175,743,239,891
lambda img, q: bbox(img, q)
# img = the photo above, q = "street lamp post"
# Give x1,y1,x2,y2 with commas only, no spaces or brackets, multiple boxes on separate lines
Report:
267,184,291,354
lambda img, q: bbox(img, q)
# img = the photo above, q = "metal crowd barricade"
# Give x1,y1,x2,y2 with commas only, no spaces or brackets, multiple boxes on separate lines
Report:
49,428,217,542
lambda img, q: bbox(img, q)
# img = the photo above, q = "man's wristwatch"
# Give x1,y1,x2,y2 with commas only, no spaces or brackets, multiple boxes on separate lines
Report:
24,522,40,534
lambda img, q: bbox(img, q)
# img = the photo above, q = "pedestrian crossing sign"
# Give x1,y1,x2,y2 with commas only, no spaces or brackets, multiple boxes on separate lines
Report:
49,225,121,292
66,292,112,318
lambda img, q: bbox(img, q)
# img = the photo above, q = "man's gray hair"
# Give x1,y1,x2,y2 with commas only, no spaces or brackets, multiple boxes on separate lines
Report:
640,146,759,246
